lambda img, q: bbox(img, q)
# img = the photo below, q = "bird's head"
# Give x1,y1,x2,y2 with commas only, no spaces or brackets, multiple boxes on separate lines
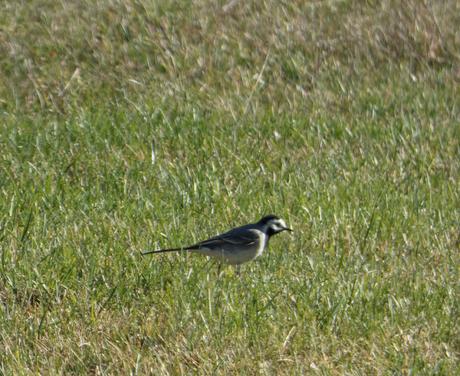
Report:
258,214,292,236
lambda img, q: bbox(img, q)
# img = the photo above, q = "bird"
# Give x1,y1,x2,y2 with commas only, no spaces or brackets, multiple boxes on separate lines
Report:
141,215,292,268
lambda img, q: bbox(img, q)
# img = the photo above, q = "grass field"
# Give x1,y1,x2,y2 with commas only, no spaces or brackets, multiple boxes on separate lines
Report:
1,0,459,374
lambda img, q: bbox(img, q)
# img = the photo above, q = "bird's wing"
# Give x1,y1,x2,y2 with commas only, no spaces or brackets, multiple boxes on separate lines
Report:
187,228,259,250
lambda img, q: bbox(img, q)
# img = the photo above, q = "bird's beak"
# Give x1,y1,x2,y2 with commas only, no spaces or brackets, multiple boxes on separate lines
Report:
284,227,293,232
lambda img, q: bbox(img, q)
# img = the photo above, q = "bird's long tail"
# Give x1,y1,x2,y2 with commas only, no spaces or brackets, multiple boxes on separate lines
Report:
141,247,190,255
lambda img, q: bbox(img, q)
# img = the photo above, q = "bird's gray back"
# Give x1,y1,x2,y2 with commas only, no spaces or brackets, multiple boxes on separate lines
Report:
190,224,266,265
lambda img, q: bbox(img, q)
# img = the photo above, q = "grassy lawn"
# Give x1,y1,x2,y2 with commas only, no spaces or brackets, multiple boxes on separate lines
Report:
1,0,459,374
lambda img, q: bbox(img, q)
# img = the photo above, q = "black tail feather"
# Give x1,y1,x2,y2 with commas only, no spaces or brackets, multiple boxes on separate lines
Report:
141,247,186,255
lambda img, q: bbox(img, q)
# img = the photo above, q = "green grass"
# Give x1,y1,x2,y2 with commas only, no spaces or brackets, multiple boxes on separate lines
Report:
1,0,459,374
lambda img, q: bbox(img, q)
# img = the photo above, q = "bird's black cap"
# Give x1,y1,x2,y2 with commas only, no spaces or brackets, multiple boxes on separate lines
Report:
258,214,280,224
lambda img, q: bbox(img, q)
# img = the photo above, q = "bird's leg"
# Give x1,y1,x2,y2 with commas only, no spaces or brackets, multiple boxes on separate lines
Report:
235,265,241,276
203,258,214,278
217,262,222,277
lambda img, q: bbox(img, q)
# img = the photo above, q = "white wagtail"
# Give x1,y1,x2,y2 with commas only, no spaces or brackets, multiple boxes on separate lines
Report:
141,215,292,266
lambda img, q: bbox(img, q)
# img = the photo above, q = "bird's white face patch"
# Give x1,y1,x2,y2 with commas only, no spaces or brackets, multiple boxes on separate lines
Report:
268,218,288,232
